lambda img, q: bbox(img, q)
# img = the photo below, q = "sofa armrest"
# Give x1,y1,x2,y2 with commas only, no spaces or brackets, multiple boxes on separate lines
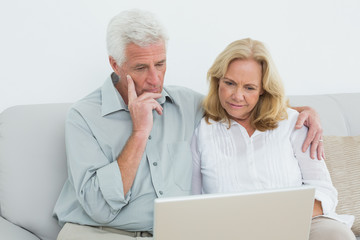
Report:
323,136,360,237
0,216,40,240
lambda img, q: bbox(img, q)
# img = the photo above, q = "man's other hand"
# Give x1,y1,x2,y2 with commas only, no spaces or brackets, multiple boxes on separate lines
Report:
295,106,324,160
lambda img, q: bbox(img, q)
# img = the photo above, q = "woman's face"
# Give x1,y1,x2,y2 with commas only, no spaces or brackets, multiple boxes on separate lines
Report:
218,58,263,124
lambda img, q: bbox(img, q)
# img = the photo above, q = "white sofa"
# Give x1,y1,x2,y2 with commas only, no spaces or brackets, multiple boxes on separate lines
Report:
0,93,359,240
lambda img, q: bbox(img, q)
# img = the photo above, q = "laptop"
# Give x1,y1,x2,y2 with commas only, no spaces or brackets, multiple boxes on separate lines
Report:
153,186,315,240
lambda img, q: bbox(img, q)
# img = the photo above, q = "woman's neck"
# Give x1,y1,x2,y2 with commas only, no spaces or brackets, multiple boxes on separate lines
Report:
233,118,256,137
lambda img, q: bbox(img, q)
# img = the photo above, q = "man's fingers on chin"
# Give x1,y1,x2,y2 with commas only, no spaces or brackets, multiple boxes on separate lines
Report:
141,92,162,99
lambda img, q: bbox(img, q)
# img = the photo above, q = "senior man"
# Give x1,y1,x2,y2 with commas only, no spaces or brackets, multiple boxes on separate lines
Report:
53,9,324,240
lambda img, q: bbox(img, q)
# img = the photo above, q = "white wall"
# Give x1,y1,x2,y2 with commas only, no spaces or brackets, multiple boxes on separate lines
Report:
1,0,360,112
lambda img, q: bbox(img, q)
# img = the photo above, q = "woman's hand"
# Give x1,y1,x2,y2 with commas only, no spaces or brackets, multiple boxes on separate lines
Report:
312,199,324,218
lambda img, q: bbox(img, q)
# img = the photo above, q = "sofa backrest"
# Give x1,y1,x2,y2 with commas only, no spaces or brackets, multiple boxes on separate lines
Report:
0,103,71,240
288,93,360,136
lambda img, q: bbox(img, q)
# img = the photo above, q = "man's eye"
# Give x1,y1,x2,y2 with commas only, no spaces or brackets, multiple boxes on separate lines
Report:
135,67,145,71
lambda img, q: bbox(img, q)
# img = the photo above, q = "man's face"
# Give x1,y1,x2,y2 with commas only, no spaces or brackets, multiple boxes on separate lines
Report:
112,42,167,103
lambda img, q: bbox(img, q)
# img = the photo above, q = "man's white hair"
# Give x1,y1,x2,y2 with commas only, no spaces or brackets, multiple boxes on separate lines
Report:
106,9,168,66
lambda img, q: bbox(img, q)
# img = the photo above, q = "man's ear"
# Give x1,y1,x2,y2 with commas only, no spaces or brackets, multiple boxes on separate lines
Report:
109,56,121,76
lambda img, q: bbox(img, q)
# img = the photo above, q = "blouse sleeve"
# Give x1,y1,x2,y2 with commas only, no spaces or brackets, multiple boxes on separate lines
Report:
290,125,338,215
191,126,203,195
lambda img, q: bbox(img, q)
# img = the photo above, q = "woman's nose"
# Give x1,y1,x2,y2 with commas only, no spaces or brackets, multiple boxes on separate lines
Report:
232,88,245,101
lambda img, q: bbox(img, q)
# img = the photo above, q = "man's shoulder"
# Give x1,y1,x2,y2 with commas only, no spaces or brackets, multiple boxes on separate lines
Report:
164,85,204,104
164,85,204,123
67,87,102,119
71,87,102,111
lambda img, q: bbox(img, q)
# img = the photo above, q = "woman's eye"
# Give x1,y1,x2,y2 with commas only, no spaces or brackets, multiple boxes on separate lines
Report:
225,81,233,86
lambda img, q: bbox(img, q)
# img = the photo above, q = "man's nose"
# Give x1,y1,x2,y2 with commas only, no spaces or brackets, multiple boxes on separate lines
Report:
147,66,160,86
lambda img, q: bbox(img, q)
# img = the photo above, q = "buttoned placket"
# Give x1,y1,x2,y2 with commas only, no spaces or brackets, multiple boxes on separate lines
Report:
145,112,165,198
236,124,262,189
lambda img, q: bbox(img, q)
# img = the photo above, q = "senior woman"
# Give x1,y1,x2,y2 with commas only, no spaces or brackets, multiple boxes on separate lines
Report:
191,38,355,240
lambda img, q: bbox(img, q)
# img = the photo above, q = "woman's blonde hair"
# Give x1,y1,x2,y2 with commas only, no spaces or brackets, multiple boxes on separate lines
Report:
203,38,288,131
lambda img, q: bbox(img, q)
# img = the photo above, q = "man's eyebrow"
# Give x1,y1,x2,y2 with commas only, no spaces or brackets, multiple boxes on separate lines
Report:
133,63,148,69
156,59,166,64
133,59,166,69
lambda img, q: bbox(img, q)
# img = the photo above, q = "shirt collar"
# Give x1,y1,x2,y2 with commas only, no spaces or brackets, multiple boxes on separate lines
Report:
101,73,173,116
217,118,263,137
207,118,237,127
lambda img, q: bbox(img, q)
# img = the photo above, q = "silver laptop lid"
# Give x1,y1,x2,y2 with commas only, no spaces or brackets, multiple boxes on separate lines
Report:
154,186,315,240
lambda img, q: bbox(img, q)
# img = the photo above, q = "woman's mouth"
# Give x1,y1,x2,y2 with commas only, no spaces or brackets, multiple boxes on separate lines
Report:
228,102,246,108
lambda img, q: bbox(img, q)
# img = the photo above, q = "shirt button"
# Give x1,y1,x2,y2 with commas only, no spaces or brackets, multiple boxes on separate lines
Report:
159,191,163,195
153,162,158,166
148,135,152,140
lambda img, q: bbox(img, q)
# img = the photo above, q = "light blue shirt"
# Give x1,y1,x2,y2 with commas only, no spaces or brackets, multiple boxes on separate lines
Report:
53,73,203,231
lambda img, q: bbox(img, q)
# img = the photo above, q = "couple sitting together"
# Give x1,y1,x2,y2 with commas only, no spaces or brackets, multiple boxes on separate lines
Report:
53,9,355,240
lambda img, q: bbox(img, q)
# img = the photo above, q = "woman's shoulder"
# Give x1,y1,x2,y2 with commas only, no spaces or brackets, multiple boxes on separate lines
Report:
195,117,226,135
198,117,221,128
276,108,300,130
286,107,300,119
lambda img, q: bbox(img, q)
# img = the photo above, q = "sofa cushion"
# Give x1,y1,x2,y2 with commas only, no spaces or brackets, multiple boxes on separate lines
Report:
0,216,40,240
0,104,70,240
324,136,360,236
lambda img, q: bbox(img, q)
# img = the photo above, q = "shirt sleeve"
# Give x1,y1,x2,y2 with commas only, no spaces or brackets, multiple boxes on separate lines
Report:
191,126,203,195
290,125,338,215
65,108,130,224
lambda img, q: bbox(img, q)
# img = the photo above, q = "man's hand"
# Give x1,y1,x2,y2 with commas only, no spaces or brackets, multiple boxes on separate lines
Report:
127,75,163,137
116,75,163,196
294,106,324,160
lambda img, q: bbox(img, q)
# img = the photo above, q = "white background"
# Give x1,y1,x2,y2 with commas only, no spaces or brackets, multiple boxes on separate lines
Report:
1,0,359,112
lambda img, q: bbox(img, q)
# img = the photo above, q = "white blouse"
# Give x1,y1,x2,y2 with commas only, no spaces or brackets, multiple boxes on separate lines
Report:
191,108,353,226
